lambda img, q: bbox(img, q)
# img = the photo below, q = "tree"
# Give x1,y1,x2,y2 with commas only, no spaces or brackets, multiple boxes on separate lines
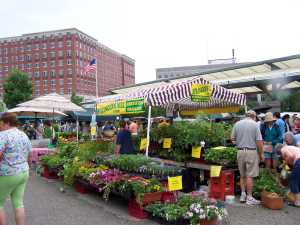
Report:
71,92,83,106
3,70,33,108
281,91,300,112
0,101,7,112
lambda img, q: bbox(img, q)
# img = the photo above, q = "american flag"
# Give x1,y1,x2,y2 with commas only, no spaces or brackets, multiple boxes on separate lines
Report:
84,58,96,74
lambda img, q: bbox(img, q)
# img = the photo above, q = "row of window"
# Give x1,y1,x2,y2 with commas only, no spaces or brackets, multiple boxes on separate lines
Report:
35,87,73,96
0,41,72,55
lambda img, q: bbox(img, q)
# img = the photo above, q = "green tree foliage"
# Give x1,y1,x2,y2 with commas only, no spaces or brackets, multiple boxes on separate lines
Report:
0,101,7,112
71,92,83,106
3,70,33,108
281,91,300,111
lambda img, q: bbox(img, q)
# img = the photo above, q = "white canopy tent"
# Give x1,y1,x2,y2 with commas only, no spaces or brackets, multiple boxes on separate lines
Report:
8,106,67,116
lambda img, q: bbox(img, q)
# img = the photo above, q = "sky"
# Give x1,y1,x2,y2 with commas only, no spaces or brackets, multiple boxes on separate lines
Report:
1,0,300,83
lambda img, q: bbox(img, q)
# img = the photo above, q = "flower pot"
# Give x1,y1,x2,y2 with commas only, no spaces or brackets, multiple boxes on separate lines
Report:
43,166,58,179
261,191,284,210
199,217,217,225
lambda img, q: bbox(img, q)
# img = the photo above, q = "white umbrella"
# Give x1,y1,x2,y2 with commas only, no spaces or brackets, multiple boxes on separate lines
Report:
8,106,67,116
18,93,85,112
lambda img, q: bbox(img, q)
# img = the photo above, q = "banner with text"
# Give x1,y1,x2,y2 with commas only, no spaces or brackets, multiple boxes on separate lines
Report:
191,84,212,102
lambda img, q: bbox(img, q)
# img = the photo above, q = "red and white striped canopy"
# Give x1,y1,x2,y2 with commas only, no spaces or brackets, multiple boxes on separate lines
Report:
96,77,246,110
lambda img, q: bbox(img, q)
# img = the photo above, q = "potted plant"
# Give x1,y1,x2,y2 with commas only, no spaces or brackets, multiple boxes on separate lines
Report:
204,146,237,167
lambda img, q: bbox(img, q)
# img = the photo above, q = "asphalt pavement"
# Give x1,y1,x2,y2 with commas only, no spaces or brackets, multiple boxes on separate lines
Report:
3,173,300,225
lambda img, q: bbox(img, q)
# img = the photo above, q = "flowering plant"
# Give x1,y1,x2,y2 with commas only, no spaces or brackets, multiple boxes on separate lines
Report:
184,200,225,225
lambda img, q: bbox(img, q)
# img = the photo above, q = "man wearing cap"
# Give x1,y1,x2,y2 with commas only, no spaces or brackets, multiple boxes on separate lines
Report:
260,112,281,169
231,110,264,205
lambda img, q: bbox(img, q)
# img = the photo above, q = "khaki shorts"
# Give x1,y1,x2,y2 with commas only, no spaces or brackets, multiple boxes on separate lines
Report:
237,150,259,178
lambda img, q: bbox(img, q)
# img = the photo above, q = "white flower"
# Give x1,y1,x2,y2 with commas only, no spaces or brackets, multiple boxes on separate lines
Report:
199,214,206,219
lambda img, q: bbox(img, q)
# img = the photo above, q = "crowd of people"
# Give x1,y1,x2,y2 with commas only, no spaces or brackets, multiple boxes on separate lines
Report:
232,110,300,207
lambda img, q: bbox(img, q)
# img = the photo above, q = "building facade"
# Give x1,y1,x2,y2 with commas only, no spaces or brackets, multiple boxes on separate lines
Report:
0,28,135,100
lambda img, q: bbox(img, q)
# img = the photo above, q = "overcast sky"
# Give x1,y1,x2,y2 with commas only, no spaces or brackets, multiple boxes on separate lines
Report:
1,0,300,83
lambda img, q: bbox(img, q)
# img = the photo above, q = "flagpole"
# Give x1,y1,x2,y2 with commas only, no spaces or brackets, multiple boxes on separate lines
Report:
95,58,99,98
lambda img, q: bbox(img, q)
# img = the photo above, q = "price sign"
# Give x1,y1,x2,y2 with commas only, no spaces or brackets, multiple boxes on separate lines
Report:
192,146,201,158
168,176,183,191
90,126,97,136
210,166,222,177
163,138,172,149
140,138,148,150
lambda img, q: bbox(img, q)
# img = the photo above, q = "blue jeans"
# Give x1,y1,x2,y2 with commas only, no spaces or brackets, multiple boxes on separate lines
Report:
290,159,300,194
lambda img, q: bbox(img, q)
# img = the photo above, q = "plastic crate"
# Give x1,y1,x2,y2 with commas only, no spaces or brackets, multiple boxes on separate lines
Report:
209,169,235,200
128,198,148,219
43,166,58,179
161,191,176,203
74,181,88,194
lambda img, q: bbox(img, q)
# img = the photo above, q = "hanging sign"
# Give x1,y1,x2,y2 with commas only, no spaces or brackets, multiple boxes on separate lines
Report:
192,146,201,158
96,98,145,116
191,84,212,102
210,166,222,177
90,126,97,136
163,138,172,149
140,138,148,150
168,176,183,191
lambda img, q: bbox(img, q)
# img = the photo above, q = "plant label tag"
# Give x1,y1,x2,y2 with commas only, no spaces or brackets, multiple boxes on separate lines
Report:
90,126,97,136
140,138,148,150
192,146,201,158
168,176,182,191
163,138,172,149
210,166,222,177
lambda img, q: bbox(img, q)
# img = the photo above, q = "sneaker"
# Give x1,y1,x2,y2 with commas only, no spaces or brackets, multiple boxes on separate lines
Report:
240,193,247,203
246,196,261,205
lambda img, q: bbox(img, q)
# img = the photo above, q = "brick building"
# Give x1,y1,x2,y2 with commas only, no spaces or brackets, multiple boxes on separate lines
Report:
0,28,135,100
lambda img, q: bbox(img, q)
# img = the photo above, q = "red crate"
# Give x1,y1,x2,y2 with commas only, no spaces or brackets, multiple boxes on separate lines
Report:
141,192,162,205
43,166,58,179
209,170,235,200
161,191,176,203
128,199,148,219
74,181,88,194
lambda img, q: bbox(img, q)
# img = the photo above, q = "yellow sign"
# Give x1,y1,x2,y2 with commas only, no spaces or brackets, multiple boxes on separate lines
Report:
163,138,172,149
191,84,212,102
168,176,183,191
192,146,201,158
180,106,240,116
96,98,145,116
210,166,222,177
91,126,97,136
140,138,148,151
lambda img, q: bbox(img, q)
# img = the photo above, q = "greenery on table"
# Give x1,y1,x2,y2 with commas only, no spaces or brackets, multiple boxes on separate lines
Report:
253,168,285,199
40,154,66,169
204,146,238,166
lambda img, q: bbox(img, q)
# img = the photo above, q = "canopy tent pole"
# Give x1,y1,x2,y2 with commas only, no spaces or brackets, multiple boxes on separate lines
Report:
145,106,152,157
76,114,79,143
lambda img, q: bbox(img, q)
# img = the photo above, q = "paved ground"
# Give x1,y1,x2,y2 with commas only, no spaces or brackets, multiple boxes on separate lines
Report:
3,173,300,225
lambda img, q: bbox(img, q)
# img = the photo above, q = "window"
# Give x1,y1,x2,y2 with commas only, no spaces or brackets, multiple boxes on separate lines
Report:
50,61,55,67
4,66,8,72
35,90,40,96
27,63,31,69
42,62,47,68
59,60,63,67
21,64,24,70
58,41,62,48
60,88,64,95
35,63,39,68
20,47,24,53
0,58,2,64
4,48,8,56
34,72,40,78
42,43,47,49
27,55,31,61
58,51,63,57
50,52,56,58
42,71,48,78
66,40,72,47
50,70,55,78
67,69,72,76
51,79,55,85
59,79,64,85
68,88,72,95
0,48,2,55
35,53,39,60
11,56,14,63
43,80,48,87
4,57,8,64
59,70,64,77
67,78,72,85
35,44,39,50
44,89,48,94
58,33,62,39
11,48,14,54
67,59,72,65
50,42,55,49
15,56,18,61
26,45,31,52
67,50,72,57
42,52,47,59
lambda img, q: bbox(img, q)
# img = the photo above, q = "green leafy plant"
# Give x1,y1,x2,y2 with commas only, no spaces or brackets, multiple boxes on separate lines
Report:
40,154,65,169
204,146,238,166
253,168,285,199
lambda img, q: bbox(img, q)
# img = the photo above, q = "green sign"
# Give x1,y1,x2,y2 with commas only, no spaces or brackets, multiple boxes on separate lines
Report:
126,98,145,113
191,84,212,102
